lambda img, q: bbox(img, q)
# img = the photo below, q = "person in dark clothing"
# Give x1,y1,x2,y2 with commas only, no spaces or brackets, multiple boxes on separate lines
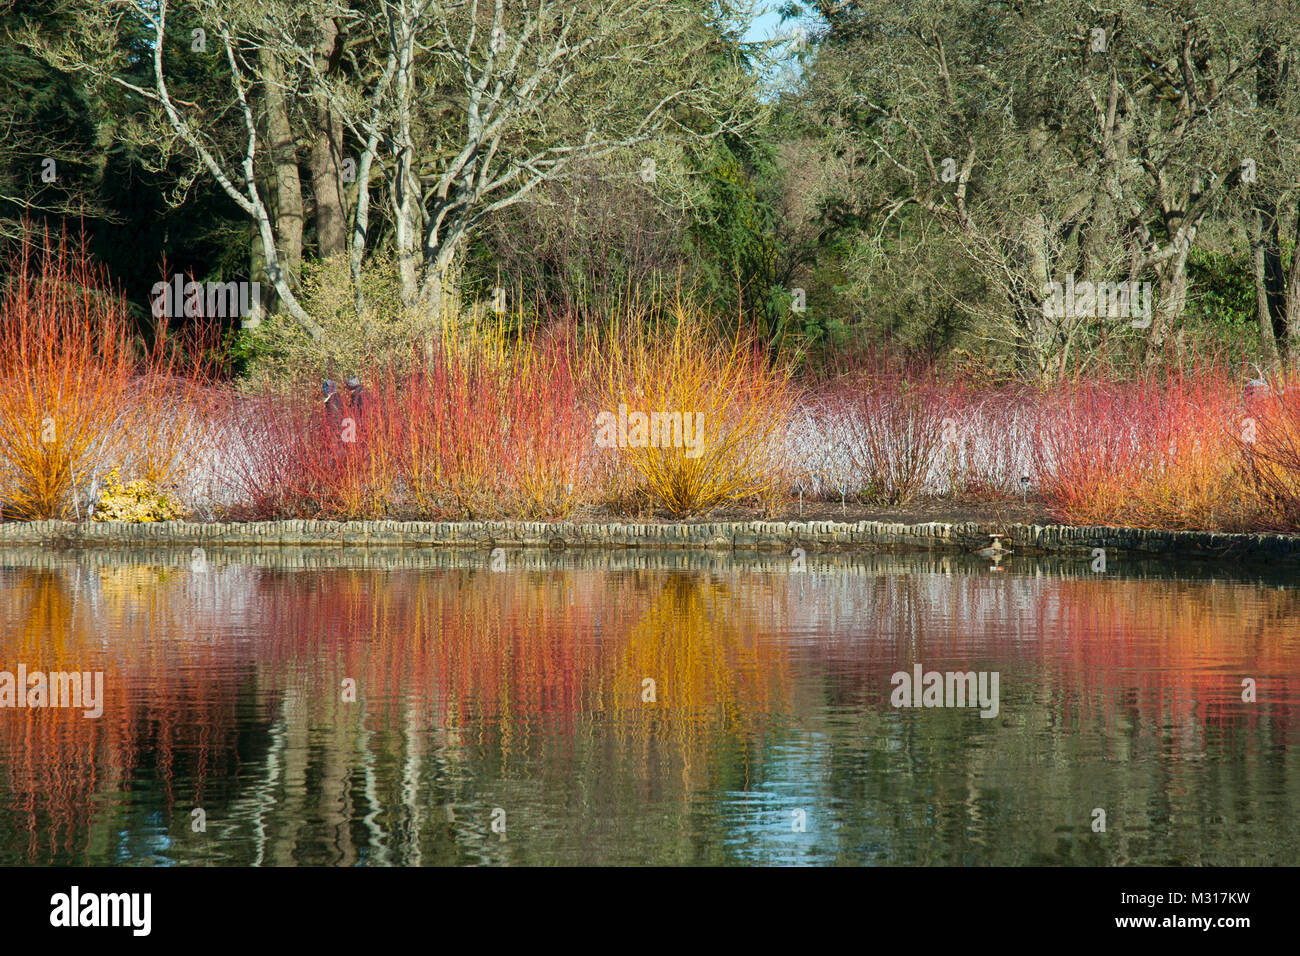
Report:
322,379,345,425
345,376,367,416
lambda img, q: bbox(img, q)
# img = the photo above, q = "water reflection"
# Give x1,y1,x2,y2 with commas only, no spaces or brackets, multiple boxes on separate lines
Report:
0,548,1297,865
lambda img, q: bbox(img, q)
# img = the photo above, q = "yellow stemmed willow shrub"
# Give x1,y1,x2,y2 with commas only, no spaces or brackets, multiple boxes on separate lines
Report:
595,305,794,515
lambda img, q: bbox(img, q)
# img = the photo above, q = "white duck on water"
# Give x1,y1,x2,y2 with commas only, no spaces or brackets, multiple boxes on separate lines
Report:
976,534,1012,558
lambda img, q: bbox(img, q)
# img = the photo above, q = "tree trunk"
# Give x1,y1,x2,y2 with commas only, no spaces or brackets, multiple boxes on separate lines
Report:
415,237,463,355
260,48,303,287
389,15,421,308
1255,24,1289,364
1251,202,1287,363
1019,212,1055,383
1148,231,1194,364
311,19,347,260
247,226,268,327
1287,201,1300,369
1252,207,1279,364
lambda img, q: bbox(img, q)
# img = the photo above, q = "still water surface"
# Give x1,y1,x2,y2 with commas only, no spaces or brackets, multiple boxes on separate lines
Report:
1,546,1297,866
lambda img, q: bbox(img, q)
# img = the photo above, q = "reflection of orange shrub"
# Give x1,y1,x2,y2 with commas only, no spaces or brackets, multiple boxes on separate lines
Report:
1043,577,1300,733
605,576,793,785
245,568,795,786
5,556,1297,863
228,568,609,752
65,563,796,778
803,570,1300,747
596,305,795,515
0,569,241,860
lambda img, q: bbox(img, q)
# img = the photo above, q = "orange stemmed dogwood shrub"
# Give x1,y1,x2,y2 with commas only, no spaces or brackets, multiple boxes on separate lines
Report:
0,228,211,520
1033,371,1254,530
1236,375,1300,530
0,230,137,519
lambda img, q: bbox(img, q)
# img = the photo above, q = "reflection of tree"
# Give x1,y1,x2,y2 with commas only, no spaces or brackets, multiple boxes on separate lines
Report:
234,568,797,864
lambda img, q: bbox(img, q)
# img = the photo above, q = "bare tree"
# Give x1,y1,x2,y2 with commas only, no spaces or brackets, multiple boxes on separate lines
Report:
33,0,762,343
260,0,762,331
798,0,1295,378
32,0,328,337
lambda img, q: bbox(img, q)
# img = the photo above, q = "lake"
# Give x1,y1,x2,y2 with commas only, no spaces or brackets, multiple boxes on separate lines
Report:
1,546,1297,866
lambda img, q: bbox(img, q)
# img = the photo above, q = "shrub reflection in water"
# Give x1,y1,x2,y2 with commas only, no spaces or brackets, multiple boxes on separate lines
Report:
0,549,1297,865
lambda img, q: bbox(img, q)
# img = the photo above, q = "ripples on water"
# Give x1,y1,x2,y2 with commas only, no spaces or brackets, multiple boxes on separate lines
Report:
0,547,1297,866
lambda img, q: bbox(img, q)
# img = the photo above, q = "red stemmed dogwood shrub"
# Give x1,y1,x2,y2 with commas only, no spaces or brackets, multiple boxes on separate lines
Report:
219,329,595,520
394,338,593,519
840,377,951,505
1032,370,1253,530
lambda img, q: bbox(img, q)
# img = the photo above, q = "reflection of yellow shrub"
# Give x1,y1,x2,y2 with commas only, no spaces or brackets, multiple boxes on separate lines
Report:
92,469,183,522
607,577,792,786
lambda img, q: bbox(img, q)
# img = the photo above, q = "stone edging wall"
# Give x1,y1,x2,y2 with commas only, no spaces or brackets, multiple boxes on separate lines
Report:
1,519,1297,559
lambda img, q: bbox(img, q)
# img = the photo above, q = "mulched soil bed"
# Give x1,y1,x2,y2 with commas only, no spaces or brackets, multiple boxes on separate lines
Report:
558,496,1059,528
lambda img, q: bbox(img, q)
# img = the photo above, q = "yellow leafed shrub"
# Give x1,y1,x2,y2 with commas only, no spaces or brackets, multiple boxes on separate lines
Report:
92,468,184,523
